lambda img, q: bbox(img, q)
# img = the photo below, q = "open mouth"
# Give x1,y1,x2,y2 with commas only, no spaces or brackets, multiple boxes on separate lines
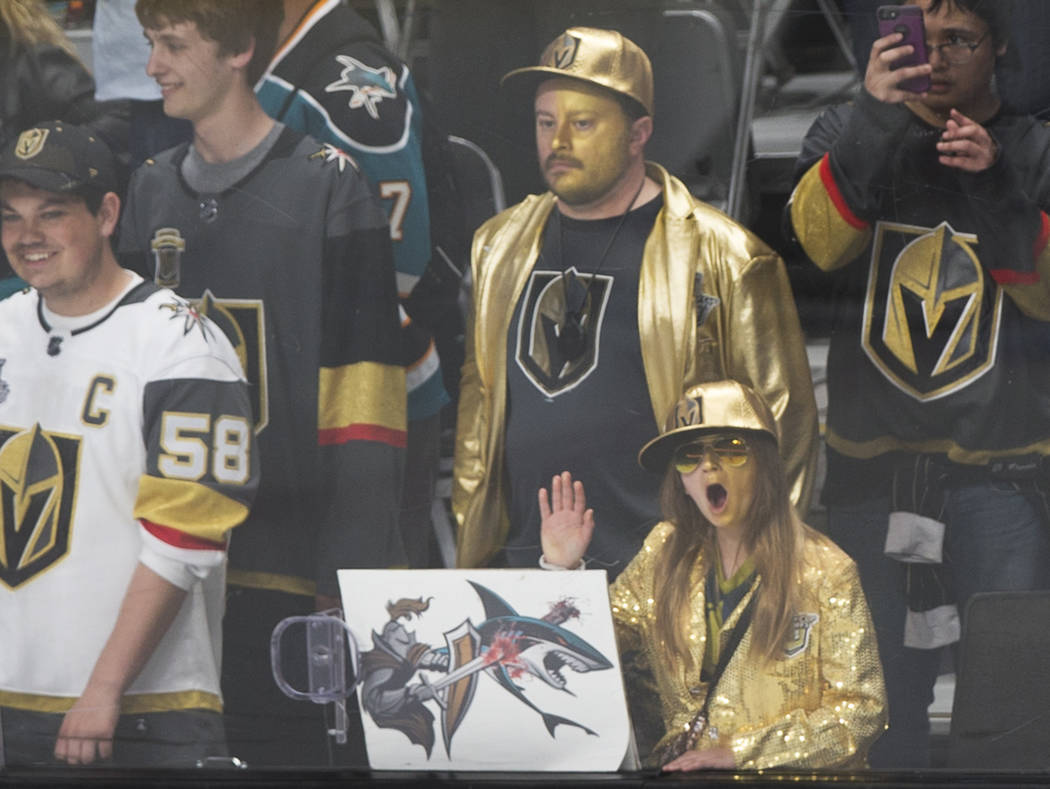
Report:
707,483,728,512
542,649,594,689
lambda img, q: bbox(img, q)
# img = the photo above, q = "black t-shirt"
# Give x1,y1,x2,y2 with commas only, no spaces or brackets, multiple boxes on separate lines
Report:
503,194,664,579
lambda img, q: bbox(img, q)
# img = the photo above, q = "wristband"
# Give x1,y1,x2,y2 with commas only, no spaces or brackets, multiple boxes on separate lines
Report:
538,554,586,571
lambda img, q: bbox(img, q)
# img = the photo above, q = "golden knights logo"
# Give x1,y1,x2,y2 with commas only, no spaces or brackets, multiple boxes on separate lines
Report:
515,268,613,397
193,290,269,433
15,127,49,160
863,221,1003,401
0,424,80,589
784,612,819,659
673,395,702,428
541,33,581,70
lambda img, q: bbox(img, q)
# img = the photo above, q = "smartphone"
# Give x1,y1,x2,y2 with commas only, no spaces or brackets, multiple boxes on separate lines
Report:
877,5,931,94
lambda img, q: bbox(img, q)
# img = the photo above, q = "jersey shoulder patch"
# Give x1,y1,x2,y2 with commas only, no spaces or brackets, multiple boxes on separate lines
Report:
308,142,360,174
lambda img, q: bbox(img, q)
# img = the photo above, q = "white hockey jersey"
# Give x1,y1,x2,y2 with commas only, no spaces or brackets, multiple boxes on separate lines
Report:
0,276,257,713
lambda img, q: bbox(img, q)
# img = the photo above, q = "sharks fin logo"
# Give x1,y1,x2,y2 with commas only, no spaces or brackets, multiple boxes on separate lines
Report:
325,55,398,120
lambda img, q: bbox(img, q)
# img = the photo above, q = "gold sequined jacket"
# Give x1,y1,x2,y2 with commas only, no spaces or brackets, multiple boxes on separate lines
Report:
452,162,819,567
611,522,887,769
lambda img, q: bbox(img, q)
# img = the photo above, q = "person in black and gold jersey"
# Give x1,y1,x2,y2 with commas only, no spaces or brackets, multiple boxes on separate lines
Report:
789,0,1050,768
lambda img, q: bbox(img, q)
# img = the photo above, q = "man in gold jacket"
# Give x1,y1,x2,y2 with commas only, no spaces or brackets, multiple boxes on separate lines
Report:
453,27,817,573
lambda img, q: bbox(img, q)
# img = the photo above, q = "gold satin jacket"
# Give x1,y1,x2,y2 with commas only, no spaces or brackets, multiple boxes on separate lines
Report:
452,162,818,567
611,522,887,769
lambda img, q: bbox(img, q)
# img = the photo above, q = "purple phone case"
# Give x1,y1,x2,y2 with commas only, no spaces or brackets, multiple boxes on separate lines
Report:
877,5,931,93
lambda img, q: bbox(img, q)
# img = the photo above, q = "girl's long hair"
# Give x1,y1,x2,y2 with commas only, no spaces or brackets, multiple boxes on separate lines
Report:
1,0,77,57
651,432,819,667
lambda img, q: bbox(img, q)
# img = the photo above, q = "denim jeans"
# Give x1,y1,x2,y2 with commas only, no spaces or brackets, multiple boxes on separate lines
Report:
826,480,1050,768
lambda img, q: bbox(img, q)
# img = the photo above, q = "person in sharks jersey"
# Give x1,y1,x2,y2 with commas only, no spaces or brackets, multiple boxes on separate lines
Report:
539,380,886,771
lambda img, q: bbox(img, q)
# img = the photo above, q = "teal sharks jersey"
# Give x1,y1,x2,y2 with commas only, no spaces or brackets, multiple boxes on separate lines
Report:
257,0,448,420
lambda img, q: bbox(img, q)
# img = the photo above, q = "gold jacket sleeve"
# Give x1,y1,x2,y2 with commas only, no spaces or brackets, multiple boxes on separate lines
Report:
453,163,818,567
609,523,888,769
452,195,552,567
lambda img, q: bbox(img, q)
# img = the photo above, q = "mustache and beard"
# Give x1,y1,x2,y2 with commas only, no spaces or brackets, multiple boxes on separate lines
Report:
541,148,631,207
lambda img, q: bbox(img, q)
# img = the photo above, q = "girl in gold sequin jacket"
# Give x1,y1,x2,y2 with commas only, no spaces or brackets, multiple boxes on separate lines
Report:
540,380,886,770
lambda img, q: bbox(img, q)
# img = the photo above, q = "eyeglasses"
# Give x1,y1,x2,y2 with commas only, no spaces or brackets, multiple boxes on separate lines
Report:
927,32,989,65
673,436,750,473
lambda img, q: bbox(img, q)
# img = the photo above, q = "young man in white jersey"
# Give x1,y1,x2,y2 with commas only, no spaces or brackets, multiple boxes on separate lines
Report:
0,121,257,767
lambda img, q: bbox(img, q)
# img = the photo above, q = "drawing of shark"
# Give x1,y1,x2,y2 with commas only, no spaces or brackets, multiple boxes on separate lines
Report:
466,580,613,737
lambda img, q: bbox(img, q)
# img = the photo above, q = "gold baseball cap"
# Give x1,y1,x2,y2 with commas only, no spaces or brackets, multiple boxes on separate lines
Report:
637,380,779,473
502,27,654,116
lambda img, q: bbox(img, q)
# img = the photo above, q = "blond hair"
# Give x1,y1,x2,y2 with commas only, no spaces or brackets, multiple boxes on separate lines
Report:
1,0,78,58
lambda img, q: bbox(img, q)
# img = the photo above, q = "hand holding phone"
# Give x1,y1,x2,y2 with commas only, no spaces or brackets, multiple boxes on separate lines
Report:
875,5,931,95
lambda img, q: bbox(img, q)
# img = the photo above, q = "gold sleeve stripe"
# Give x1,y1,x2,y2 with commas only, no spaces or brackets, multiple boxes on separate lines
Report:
0,689,221,715
134,476,249,543
790,155,871,272
318,360,407,436
227,568,317,597
827,426,1050,464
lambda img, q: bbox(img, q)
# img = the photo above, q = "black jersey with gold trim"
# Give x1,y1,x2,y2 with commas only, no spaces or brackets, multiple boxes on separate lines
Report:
0,278,257,712
791,92,1050,499
119,126,407,597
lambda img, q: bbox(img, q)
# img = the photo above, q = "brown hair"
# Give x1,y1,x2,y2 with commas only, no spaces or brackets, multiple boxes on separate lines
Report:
387,596,432,621
135,0,283,85
651,432,824,667
1,0,78,59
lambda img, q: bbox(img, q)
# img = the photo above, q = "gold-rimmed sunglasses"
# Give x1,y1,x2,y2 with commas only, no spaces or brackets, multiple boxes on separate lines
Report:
673,436,750,473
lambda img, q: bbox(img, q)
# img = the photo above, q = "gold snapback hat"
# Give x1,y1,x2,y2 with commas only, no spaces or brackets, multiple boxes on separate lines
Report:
638,380,779,473
501,27,654,116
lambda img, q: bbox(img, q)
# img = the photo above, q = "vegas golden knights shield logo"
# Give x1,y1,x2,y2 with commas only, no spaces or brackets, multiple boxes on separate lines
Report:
673,396,702,428
863,221,1003,401
15,128,49,160
515,268,613,397
543,33,581,70
0,424,80,589
784,613,819,658
194,290,269,433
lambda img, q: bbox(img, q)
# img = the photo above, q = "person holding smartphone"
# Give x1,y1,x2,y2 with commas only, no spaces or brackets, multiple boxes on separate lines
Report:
789,0,1050,768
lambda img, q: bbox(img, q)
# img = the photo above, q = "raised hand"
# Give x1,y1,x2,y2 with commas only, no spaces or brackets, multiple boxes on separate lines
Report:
538,471,594,569
937,109,999,171
864,31,932,104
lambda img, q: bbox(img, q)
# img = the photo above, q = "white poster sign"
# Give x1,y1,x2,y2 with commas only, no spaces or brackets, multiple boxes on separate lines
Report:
338,569,631,771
